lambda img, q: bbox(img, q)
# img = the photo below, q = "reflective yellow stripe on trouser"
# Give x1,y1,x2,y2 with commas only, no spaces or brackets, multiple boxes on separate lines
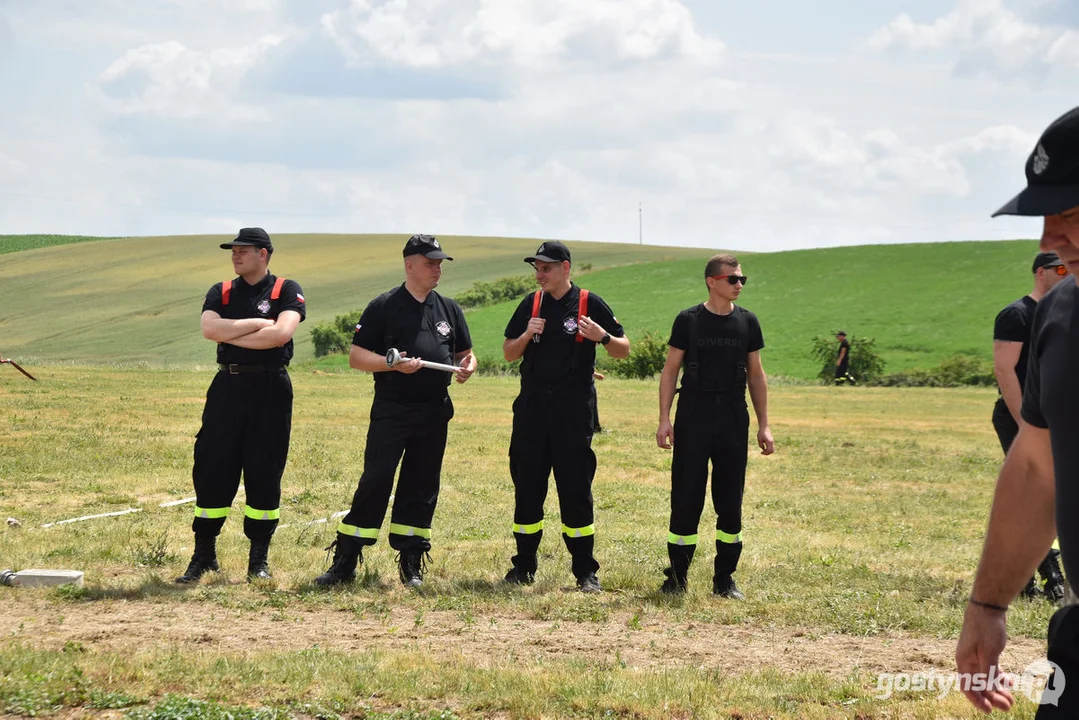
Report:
194,506,229,519
717,529,743,544
337,523,379,540
668,532,698,547
389,523,432,539
244,506,280,521
513,520,544,535
562,523,595,538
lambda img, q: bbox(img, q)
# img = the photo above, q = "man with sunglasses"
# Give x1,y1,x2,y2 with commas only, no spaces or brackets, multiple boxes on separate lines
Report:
655,253,774,598
956,107,1079,717
991,251,1067,604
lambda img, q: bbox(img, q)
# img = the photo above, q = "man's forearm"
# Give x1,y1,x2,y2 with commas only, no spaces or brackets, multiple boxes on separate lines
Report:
748,375,769,427
970,427,1056,606
658,370,677,421
995,372,1023,423
225,325,290,350
203,317,269,343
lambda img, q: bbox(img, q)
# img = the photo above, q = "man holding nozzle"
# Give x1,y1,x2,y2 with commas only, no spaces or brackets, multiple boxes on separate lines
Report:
314,234,476,588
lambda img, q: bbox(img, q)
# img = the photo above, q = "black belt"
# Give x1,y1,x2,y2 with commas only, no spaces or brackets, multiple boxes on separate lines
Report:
219,363,285,375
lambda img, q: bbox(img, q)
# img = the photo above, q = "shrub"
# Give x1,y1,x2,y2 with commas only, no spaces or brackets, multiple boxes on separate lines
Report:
872,354,995,388
602,332,668,380
457,276,536,309
311,310,364,357
809,335,886,385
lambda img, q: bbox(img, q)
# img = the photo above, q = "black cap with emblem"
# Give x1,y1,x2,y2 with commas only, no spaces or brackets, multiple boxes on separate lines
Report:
403,234,453,260
524,240,571,264
220,227,273,253
994,107,1079,217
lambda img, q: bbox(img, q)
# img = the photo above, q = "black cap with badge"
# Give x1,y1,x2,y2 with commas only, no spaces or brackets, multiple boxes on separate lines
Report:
403,234,453,260
524,240,571,265
994,107,1079,217
220,227,273,254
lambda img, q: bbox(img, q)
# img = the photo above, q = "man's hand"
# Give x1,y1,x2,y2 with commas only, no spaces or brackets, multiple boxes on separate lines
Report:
757,426,775,455
577,315,606,343
526,317,546,339
393,351,424,374
454,352,476,384
656,419,674,449
955,604,1014,713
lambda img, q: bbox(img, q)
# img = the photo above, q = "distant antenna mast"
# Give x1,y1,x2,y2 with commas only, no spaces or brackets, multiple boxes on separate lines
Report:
639,202,643,245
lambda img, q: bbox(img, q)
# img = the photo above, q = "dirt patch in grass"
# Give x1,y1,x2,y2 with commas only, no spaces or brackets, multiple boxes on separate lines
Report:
0,595,1046,679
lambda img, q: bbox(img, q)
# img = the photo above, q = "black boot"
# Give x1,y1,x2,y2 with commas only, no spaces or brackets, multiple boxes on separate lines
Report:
313,538,362,586
713,538,743,599
713,574,745,600
1038,550,1065,603
1021,576,1040,599
175,534,219,584
247,538,272,581
660,543,695,594
398,549,428,588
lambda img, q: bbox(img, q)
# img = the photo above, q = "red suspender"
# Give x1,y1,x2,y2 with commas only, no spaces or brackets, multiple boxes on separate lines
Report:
576,289,589,343
531,291,543,318
271,276,286,300
221,280,232,306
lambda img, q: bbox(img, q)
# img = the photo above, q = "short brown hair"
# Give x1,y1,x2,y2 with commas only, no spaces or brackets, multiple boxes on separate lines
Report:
704,253,739,277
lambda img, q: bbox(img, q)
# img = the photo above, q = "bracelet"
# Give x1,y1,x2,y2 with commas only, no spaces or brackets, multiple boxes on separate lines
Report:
969,597,1009,613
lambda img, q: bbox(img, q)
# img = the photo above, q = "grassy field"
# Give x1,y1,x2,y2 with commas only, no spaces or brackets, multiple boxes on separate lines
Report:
0,233,1046,379
0,234,124,256
0,367,1058,718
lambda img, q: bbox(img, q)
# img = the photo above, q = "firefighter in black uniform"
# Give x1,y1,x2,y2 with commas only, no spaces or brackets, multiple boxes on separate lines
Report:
501,241,630,593
834,331,854,385
314,234,476,588
176,227,306,584
656,253,774,598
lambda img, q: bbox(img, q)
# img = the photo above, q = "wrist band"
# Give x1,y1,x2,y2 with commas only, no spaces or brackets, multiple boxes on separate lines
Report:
969,597,1008,613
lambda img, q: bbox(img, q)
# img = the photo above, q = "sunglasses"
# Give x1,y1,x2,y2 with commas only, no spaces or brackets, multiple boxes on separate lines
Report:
1048,264,1068,276
710,274,748,286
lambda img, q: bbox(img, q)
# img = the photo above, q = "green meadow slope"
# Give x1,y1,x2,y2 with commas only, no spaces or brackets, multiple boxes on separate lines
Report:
0,234,1044,378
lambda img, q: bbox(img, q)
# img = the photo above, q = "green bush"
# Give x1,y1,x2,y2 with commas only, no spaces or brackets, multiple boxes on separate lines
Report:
873,354,995,388
457,276,535,309
310,310,364,357
809,335,886,385
602,331,668,380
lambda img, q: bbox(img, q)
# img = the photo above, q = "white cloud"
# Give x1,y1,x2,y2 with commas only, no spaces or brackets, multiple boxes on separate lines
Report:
93,35,288,119
866,0,1079,78
321,0,722,70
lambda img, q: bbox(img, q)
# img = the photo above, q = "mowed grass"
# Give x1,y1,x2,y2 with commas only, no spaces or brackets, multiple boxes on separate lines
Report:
0,234,123,256
0,367,1057,719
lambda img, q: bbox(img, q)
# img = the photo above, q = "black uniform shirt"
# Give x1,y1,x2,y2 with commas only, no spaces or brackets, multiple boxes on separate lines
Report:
993,295,1037,390
1020,279,1079,581
837,339,851,371
353,284,472,403
203,273,306,365
505,284,625,392
669,304,764,394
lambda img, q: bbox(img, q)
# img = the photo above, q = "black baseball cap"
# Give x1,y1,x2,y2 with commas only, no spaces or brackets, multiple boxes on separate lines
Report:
1032,251,1063,273
220,227,273,252
524,240,571,265
836,331,847,337
993,107,1079,217
403,234,452,260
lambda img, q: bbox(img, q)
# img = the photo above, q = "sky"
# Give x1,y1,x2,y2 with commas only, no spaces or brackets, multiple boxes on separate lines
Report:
0,0,1076,252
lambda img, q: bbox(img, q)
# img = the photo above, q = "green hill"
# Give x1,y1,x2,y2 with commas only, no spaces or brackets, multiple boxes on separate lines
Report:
0,233,1045,378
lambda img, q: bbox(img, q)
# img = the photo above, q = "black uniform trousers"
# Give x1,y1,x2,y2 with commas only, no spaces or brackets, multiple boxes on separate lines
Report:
191,369,293,541
338,396,451,552
992,397,1020,454
1036,604,1079,717
508,387,599,578
668,391,749,578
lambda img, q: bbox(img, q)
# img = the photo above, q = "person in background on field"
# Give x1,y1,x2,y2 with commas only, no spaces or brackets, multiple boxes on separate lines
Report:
313,234,476,589
655,253,774,598
991,251,1067,602
834,331,855,385
176,228,306,584
501,241,629,593
956,106,1079,717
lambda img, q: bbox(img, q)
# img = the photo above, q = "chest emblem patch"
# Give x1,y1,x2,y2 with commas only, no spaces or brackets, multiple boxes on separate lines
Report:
563,316,578,334
257,299,271,314
436,320,451,337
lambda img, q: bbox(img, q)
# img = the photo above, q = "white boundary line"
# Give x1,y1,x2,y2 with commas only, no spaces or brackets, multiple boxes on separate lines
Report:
40,508,141,528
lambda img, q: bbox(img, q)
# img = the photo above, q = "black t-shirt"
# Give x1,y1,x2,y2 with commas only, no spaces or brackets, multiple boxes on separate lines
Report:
203,272,306,365
668,304,764,393
837,339,851,371
1021,279,1079,581
504,284,624,392
993,295,1037,392
353,284,472,403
